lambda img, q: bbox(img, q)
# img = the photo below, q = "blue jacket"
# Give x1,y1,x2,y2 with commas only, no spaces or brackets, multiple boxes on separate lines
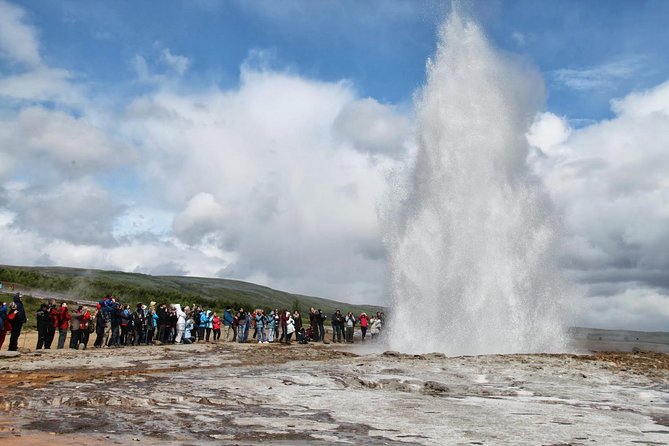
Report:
200,312,213,329
223,309,234,327
255,313,266,329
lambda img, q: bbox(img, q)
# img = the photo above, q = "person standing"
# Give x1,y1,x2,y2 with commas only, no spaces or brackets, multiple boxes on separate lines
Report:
236,308,247,343
79,307,92,349
174,304,187,344
93,307,106,348
223,308,234,341
279,308,288,343
0,301,7,349
331,309,343,343
45,298,58,349
8,293,26,351
35,303,50,349
255,309,267,343
285,312,295,345
57,302,71,349
212,312,221,341
358,312,369,342
292,310,302,338
69,305,85,349
345,312,356,343
309,307,319,342
317,309,327,343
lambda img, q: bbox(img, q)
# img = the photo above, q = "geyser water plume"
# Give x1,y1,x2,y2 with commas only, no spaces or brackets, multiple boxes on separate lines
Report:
385,13,570,355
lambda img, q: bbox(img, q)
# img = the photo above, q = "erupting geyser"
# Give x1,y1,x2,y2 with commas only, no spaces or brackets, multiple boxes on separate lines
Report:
385,13,570,355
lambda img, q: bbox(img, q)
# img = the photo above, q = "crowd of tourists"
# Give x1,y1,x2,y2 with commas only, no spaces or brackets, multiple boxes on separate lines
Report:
0,293,385,351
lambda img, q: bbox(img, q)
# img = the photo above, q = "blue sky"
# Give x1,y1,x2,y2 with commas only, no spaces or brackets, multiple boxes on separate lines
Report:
11,1,669,116
1,0,669,331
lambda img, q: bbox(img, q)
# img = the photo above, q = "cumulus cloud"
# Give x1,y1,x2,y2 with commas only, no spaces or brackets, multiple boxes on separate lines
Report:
0,12,401,304
121,66,399,302
0,0,42,68
0,106,132,174
172,192,226,245
530,79,669,330
6,178,124,246
333,98,411,159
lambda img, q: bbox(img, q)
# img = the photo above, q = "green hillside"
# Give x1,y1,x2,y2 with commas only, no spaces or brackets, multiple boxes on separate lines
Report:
0,265,385,327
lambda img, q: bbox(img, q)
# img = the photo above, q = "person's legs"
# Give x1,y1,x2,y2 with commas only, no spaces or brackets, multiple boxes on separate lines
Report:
45,326,55,349
57,329,68,349
36,328,47,349
8,325,22,351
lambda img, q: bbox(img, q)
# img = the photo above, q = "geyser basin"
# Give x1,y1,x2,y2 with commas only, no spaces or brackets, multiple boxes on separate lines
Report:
386,12,570,355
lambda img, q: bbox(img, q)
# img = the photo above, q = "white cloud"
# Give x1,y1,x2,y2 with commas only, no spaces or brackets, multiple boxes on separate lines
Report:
526,112,571,155
552,57,645,91
532,79,669,330
333,98,412,159
0,106,132,173
6,178,124,246
173,192,226,245
0,0,42,68
161,48,190,76
120,67,399,302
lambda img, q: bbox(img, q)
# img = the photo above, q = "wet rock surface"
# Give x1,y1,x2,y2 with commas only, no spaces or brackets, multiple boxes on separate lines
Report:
1,343,669,445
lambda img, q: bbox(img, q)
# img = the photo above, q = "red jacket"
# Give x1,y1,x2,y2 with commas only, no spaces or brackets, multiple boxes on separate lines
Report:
80,310,91,331
49,308,59,328
58,308,71,330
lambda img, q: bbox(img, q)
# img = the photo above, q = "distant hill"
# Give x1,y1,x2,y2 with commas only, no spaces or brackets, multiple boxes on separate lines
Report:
0,265,385,317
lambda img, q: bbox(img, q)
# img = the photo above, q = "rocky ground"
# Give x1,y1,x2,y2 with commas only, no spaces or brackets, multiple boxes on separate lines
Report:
1,337,668,445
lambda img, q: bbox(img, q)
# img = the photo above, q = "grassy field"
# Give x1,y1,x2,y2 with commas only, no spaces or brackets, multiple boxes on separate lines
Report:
0,265,385,330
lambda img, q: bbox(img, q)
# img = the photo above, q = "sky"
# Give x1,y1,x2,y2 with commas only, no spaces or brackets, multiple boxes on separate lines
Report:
1,0,669,331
